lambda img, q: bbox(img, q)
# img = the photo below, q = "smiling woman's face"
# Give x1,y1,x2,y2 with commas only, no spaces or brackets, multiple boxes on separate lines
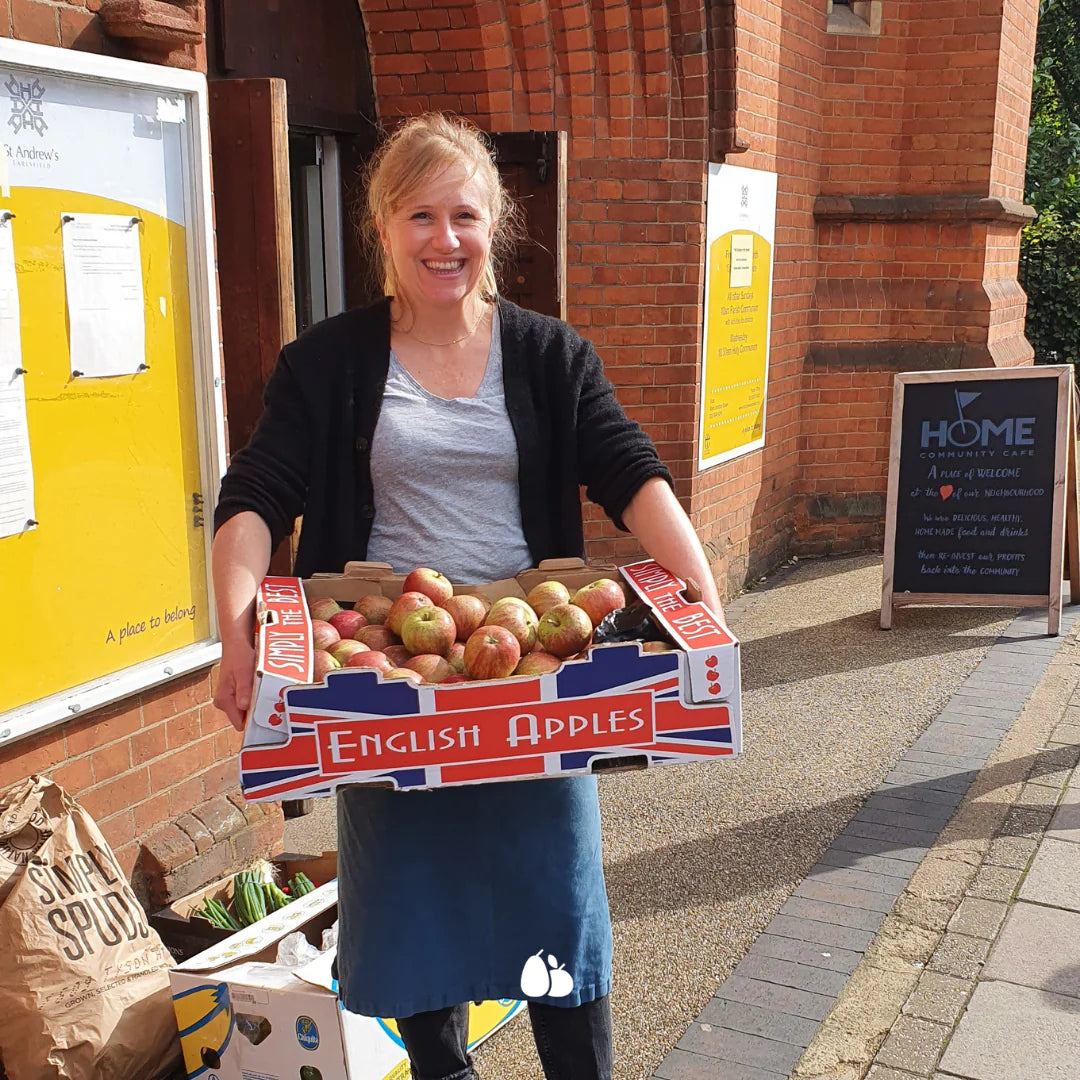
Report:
379,162,497,312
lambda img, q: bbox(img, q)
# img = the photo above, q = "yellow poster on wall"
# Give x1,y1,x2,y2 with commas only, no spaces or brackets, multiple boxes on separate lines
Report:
0,46,221,731
699,164,777,470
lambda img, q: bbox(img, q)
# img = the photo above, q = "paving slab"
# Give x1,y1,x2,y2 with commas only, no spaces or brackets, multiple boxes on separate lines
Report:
829,833,932,864
901,971,973,1027
698,999,823,1047
804,862,909,896
714,975,837,1022
675,1024,804,1074
816,846,922,880
857,804,957,832
938,981,1080,1080
982,902,1080,996
764,914,875,952
874,782,966,809
1016,837,1080,909
1046,788,1080,844
793,878,900,913
947,896,1008,940
747,932,864,974
654,1048,786,1080
778,895,887,933
733,954,851,997
875,1014,950,1075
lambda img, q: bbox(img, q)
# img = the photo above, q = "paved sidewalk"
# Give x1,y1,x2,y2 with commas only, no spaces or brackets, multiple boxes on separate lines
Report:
653,606,1080,1080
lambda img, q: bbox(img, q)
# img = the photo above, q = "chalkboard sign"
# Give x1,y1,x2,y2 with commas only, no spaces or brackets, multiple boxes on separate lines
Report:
881,366,1077,634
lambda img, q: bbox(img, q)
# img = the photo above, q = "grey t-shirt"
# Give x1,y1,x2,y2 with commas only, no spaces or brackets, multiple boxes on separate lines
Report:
366,310,534,584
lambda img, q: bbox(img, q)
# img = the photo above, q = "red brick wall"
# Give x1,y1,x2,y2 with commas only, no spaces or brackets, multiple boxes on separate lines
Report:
1,0,278,900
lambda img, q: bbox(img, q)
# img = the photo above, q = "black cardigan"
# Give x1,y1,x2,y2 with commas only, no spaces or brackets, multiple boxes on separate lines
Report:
213,296,673,578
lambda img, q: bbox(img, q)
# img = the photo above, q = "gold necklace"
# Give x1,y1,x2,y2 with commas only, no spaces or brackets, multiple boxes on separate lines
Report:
396,306,488,347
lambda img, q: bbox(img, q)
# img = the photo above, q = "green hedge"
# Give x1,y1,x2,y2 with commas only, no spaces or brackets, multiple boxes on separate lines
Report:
1020,211,1080,365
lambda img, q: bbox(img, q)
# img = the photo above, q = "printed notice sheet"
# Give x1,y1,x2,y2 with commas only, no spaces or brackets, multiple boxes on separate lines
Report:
0,211,36,538
61,213,146,378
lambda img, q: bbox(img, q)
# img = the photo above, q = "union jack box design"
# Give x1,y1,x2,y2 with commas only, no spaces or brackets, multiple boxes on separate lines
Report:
239,559,741,801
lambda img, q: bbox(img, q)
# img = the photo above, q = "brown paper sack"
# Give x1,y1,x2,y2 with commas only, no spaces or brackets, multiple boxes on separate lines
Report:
0,776,180,1080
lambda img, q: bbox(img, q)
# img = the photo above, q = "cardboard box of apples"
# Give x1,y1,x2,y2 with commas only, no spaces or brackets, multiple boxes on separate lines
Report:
238,558,741,800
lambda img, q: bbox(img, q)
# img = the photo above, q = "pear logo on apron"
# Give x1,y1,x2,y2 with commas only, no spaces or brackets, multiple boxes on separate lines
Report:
520,950,575,998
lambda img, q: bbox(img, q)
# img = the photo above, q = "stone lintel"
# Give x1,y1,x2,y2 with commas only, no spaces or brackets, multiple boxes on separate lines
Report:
814,194,1036,226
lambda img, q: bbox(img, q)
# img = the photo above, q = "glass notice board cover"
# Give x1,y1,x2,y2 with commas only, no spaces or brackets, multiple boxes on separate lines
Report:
0,41,225,742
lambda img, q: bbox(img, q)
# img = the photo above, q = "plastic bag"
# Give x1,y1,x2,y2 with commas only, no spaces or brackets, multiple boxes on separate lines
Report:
591,604,672,645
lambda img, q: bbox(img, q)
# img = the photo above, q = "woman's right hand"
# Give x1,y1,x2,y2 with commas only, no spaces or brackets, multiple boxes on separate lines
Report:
214,638,257,731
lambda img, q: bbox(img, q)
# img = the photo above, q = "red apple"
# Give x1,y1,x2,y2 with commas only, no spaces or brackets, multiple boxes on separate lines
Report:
354,594,393,625
403,567,454,606
513,651,562,676
440,594,489,641
571,578,626,627
400,606,456,657
486,597,538,653
308,597,342,623
387,591,435,636
537,603,593,658
441,673,470,684
525,581,571,618
356,625,399,651
447,641,466,674
312,650,341,679
383,644,412,668
329,610,368,638
330,639,369,664
311,620,341,651
463,625,521,680
385,667,423,684
344,650,391,673
404,654,455,683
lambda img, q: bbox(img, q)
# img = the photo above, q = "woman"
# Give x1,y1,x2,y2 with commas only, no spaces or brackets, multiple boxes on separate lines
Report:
212,113,723,1080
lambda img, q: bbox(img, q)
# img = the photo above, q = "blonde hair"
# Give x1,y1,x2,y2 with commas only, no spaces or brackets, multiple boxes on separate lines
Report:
363,113,520,303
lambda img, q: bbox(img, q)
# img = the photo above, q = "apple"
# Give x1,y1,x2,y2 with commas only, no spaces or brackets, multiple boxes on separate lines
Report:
537,603,593,659
440,594,489,641
344,650,391,673
311,620,340,651
642,640,676,653
329,610,368,638
385,667,423,684
400,606,456,657
463,625,521,680
486,597,538,653
404,654,455,683
513,651,562,676
447,641,466,674
571,578,626,628
383,644,413,668
330,639,370,664
525,581,571,617
354,594,393,625
308,597,342,623
441,673,470,684
403,567,454,606
312,650,341,679
356,624,399,651
387,591,435,636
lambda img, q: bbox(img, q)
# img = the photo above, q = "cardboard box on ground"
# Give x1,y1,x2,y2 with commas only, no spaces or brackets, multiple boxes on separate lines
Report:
152,852,339,963
240,558,742,801
168,871,523,1080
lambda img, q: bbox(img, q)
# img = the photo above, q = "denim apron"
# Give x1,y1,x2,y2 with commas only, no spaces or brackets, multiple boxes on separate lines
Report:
335,776,613,1017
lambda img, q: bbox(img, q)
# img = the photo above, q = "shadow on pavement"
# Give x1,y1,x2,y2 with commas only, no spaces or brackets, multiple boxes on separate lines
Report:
606,745,1080,921
740,607,1015,692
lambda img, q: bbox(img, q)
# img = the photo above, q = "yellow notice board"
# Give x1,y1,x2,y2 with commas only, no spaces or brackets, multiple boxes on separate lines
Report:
698,164,777,470
0,42,223,741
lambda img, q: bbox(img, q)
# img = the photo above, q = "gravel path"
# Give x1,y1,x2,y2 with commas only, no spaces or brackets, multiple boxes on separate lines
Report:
283,554,1013,1079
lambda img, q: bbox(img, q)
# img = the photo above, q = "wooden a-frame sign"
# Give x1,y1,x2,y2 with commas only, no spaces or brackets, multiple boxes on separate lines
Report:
882,365,1080,635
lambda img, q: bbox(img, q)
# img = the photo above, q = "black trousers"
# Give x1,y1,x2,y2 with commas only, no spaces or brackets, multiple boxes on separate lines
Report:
396,995,613,1080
